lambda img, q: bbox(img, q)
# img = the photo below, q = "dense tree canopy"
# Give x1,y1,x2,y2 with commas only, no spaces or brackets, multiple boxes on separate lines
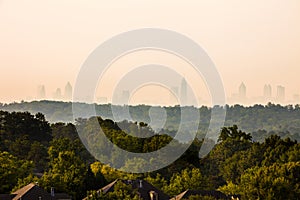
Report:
2,101,300,141
0,110,299,199
0,151,33,193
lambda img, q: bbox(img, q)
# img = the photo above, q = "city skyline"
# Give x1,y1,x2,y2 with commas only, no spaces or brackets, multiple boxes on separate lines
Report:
35,81,73,102
27,81,300,106
1,1,300,105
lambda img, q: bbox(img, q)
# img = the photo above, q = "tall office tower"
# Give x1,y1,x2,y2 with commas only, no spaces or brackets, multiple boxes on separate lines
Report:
64,82,72,101
293,94,300,103
169,86,179,105
239,82,246,100
37,85,46,99
171,86,179,97
121,90,130,105
97,96,108,104
276,85,285,103
180,78,187,105
263,84,272,99
53,88,62,100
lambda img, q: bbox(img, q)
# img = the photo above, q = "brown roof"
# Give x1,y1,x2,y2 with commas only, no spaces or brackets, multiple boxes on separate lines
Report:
101,179,119,194
5,183,72,200
83,179,169,200
124,180,169,200
0,194,16,200
12,183,53,200
54,193,72,200
170,189,229,200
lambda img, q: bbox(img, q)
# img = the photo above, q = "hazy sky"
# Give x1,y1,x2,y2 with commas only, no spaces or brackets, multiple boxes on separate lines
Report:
0,0,300,104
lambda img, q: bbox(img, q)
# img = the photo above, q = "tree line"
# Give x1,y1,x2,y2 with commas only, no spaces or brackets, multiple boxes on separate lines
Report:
1,101,300,142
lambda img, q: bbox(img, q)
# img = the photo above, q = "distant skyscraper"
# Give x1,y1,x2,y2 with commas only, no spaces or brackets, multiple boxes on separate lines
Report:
170,86,179,105
180,78,187,105
293,94,300,103
97,96,108,104
37,85,46,99
64,82,72,101
121,90,130,105
239,82,246,99
53,88,62,100
276,85,285,102
171,86,179,97
263,84,272,99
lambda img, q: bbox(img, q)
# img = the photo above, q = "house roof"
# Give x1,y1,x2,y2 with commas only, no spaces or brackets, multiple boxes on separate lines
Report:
82,180,119,200
125,179,169,200
54,193,72,200
0,194,16,200
12,183,36,199
170,189,229,200
11,183,53,200
0,183,72,200
101,179,119,194
83,179,169,200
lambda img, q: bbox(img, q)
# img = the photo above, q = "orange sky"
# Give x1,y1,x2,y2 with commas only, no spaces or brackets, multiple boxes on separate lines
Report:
0,0,300,105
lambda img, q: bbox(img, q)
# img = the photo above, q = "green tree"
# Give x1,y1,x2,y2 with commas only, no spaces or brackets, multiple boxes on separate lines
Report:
91,162,138,183
27,141,48,172
239,161,300,199
201,125,252,186
188,195,219,200
51,122,78,140
7,134,31,159
106,182,139,200
218,181,240,196
261,135,297,166
12,174,40,192
144,173,167,190
86,182,140,200
219,143,263,184
164,168,211,197
218,125,252,142
47,138,86,162
0,151,33,193
41,151,87,199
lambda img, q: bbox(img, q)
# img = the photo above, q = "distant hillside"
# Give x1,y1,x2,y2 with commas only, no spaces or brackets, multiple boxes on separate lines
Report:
1,100,300,141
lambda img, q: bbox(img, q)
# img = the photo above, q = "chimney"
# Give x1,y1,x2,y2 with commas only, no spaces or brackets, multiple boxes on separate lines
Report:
149,191,158,200
50,187,55,197
139,180,143,188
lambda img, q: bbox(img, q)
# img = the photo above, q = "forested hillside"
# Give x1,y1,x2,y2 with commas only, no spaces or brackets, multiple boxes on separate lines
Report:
1,101,300,141
0,111,299,199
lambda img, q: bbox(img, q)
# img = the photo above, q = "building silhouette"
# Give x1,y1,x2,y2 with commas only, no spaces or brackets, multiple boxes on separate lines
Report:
276,85,285,102
239,82,246,100
53,88,62,100
263,84,272,99
293,94,300,103
180,78,187,105
170,86,179,104
37,85,46,99
97,96,108,104
171,86,179,97
64,82,72,101
120,90,130,105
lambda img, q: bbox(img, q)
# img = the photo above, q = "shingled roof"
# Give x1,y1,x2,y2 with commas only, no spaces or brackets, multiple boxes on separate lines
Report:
0,183,72,200
170,189,229,200
123,179,169,200
0,194,16,200
101,179,119,194
12,183,53,200
83,179,169,200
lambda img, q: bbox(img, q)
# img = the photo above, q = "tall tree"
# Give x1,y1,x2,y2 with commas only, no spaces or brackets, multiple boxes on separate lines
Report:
0,151,33,193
